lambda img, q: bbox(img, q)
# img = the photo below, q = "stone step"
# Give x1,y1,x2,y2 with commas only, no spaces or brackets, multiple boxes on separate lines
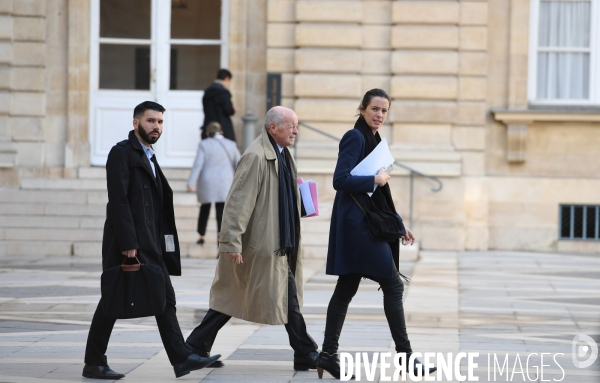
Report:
20,178,188,192
0,241,73,256
77,167,192,181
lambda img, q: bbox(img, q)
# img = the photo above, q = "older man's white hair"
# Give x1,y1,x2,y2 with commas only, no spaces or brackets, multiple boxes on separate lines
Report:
264,107,286,129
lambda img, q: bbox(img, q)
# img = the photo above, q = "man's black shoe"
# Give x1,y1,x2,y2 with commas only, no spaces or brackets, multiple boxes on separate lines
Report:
186,342,224,368
294,350,319,371
174,353,221,378
82,364,125,380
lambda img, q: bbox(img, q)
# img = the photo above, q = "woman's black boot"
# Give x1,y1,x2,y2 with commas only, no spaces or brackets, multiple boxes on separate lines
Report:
409,355,437,376
316,352,355,380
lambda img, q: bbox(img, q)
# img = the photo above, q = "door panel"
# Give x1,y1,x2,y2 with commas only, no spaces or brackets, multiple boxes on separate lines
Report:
90,0,227,167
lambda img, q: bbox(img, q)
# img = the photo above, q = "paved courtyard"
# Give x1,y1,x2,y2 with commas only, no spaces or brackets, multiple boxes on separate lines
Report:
0,250,598,382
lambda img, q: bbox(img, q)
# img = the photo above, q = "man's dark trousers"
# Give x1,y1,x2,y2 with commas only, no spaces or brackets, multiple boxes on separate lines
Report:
84,263,190,366
187,267,317,356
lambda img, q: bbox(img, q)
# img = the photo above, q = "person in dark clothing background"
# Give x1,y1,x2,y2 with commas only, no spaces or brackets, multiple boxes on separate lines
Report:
201,69,236,142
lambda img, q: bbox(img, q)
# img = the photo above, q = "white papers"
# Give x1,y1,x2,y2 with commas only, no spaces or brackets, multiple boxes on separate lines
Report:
298,182,315,216
350,137,395,195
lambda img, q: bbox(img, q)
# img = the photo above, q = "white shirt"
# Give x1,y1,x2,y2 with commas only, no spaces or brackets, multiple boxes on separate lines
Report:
138,140,156,177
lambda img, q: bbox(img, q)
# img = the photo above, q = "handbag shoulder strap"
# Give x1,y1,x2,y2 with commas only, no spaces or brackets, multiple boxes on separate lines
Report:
214,138,235,169
349,193,366,214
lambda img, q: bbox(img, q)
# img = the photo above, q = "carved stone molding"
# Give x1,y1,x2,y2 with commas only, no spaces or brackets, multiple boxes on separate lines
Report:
506,124,527,163
492,109,600,163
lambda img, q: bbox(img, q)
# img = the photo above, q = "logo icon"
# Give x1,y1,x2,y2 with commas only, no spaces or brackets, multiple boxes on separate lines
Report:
572,334,598,369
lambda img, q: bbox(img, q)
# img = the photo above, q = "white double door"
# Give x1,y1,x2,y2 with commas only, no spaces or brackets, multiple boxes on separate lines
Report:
89,0,228,167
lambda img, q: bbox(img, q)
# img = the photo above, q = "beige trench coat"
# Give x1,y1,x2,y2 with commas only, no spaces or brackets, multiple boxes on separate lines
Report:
209,129,303,325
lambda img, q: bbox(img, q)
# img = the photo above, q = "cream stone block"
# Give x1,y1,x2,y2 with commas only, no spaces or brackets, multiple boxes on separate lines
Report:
13,42,45,66
391,26,458,50
452,126,485,150
459,52,487,75
13,0,46,16
392,123,453,147
295,24,362,48
461,2,488,26
281,73,294,98
267,23,295,48
0,66,8,89
464,225,489,250
295,98,358,122
458,76,486,100
10,92,45,116
295,49,361,73
362,50,390,74
267,48,294,72
361,75,391,94
391,51,458,75
44,142,65,167
0,15,12,40
420,224,464,250
392,1,460,25
15,142,43,166
362,1,392,25
280,97,294,109
268,1,295,22
391,76,457,100
296,1,362,23
461,151,484,175
391,101,456,123
9,116,42,141
0,91,9,113
10,67,45,91
294,74,361,98
0,42,11,65
13,17,45,41
457,101,486,125
0,115,8,137
460,26,488,51
0,1,12,14
362,25,391,50
42,115,67,142
295,122,351,141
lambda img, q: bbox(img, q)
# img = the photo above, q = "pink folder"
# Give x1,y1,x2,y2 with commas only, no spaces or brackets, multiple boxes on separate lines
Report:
297,178,319,217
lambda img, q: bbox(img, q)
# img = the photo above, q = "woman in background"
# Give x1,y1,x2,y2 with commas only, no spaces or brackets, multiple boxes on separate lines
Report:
188,122,240,248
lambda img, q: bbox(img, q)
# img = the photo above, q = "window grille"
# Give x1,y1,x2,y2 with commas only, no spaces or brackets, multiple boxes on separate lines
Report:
559,204,600,240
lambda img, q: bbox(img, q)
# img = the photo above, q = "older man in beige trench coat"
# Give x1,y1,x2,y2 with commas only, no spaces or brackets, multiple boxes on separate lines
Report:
185,106,319,371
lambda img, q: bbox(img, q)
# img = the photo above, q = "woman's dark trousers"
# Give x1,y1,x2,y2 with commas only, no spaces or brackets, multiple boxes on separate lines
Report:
84,264,190,366
197,203,224,236
322,272,412,354
187,267,317,357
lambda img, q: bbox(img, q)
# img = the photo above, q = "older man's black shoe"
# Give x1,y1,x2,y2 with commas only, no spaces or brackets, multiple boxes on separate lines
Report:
82,364,125,380
173,353,221,378
185,342,224,368
293,350,319,371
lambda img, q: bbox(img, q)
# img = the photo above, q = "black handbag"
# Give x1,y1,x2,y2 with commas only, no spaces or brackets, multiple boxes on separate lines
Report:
100,255,166,319
350,193,407,241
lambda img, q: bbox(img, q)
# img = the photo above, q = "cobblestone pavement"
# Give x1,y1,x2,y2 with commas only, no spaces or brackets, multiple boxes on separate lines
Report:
0,251,598,382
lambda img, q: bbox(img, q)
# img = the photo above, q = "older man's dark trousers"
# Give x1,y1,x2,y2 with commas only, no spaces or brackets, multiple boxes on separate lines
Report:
84,264,190,366
187,267,317,357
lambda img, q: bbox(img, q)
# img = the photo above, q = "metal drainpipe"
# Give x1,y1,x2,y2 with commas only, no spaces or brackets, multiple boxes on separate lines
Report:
242,109,258,151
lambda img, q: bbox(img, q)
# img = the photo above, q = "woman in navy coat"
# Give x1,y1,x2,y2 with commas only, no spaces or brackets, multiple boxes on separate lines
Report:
316,89,436,380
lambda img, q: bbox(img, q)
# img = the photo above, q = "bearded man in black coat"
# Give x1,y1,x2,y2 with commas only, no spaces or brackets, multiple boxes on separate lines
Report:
201,69,236,142
82,101,220,380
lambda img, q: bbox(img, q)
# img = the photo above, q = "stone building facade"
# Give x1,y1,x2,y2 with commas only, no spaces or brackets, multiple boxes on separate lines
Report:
0,0,599,255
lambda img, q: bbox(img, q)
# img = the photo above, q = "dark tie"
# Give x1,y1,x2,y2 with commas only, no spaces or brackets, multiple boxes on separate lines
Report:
150,154,158,178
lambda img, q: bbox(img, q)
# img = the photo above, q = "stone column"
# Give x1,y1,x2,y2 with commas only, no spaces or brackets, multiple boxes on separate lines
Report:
64,0,90,176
